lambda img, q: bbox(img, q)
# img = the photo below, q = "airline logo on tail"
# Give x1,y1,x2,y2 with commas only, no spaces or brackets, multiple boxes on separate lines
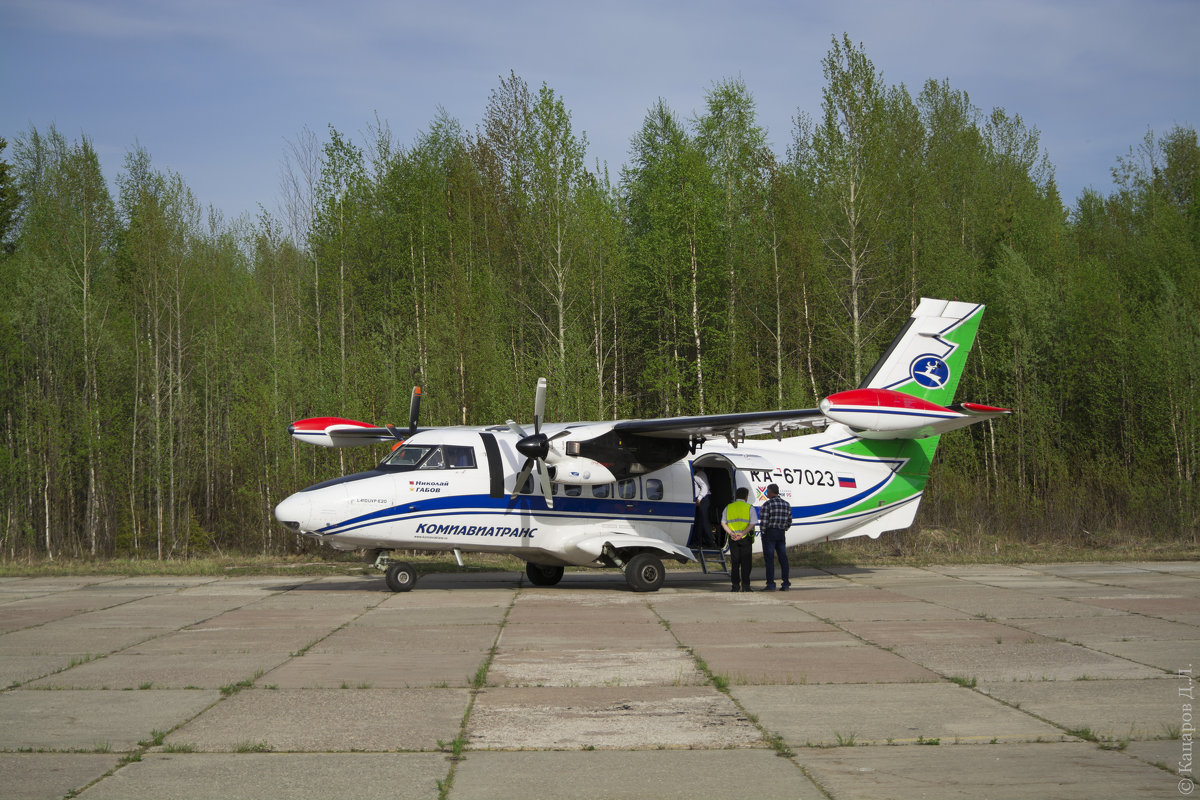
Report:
911,356,950,389
861,299,984,409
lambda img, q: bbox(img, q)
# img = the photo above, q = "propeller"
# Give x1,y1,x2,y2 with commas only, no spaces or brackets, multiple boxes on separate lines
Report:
386,386,423,444
408,386,422,436
508,378,568,508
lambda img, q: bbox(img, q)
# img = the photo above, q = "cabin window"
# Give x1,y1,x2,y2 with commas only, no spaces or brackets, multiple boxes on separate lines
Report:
443,445,476,469
591,484,610,498
645,479,664,501
617,479,637,499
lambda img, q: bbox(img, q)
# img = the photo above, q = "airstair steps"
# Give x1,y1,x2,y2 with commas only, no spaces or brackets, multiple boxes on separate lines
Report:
690,547,729,575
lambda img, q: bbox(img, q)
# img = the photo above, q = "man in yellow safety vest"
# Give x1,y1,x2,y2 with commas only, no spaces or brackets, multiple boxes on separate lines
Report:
721,487,758,592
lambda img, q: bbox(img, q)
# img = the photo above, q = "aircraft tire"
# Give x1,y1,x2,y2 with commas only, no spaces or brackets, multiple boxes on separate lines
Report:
525,562,565,586
384,562,417,592
625,553,665,592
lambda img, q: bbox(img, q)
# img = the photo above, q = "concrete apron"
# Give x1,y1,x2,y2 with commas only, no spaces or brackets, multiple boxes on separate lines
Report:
0,562,1194,799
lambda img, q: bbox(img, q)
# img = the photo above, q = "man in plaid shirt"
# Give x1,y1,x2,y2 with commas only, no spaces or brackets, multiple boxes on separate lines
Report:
759,484,792,591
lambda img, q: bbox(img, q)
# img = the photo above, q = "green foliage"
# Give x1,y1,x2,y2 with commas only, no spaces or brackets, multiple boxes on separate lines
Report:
623,98,721,414
0,43,1196,560
0,138,25,257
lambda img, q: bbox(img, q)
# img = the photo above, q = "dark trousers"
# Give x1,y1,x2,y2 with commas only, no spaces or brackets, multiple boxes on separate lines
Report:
728,536,754,588
691,496,713,547
761,529,789,586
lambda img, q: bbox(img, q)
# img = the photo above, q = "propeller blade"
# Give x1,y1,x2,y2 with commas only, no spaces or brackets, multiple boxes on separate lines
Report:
506,419,527,438
542,430,570,460
537,458,554,509
511,457,536,501
408,386,422,436
533,377,546,434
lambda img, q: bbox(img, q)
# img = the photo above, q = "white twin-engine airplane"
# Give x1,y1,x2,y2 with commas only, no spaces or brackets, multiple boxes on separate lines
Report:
275,298,1010,593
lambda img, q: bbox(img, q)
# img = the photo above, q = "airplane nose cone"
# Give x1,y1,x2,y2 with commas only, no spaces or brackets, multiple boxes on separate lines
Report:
274,493,312,532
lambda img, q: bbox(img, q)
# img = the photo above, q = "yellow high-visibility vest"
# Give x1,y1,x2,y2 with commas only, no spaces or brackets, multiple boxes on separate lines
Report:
723,500,753,532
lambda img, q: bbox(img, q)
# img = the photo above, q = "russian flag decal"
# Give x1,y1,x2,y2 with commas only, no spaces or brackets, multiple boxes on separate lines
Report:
838,474,857,489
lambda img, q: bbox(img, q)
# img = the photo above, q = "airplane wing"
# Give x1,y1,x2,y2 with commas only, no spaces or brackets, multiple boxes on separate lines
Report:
612,407,826,443
607,393,1010,445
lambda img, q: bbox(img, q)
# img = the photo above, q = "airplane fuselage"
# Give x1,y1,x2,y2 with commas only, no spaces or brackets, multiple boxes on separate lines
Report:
275,423,926,567
274,298,1006,591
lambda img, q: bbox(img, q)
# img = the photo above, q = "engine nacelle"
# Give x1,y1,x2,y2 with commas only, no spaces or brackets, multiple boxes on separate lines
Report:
547,455,617,486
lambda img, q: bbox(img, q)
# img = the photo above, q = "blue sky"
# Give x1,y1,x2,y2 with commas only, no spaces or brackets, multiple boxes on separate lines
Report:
3,0,1197,223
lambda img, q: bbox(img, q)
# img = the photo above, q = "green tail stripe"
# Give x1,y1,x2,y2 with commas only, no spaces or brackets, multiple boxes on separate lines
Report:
830,436,939,518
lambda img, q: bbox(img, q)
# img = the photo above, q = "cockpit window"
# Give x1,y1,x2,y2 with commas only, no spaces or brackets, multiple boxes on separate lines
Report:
380,444,477,470
381,444,431,468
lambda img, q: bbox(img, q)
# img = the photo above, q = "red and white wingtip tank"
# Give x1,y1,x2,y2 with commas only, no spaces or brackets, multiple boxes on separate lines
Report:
820,388,1010,439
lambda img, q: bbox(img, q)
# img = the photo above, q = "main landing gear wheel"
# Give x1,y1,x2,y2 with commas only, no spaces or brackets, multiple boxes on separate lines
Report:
525,562,565,586
624,553,665,592
384,562,417,592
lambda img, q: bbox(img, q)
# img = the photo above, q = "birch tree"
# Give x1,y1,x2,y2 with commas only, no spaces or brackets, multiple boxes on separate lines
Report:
808,34,892,386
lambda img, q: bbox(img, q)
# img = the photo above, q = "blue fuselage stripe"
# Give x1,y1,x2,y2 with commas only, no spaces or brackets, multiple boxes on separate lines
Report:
316,474,894,536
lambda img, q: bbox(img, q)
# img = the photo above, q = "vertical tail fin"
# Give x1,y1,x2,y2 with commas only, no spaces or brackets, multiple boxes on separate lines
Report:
859,298,985,406
814,299,994,541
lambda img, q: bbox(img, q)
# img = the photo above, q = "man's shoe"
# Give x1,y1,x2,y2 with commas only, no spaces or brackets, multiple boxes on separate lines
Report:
730,586,740,592
742,586,754,592
780,585,791,591
763,584,777,591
